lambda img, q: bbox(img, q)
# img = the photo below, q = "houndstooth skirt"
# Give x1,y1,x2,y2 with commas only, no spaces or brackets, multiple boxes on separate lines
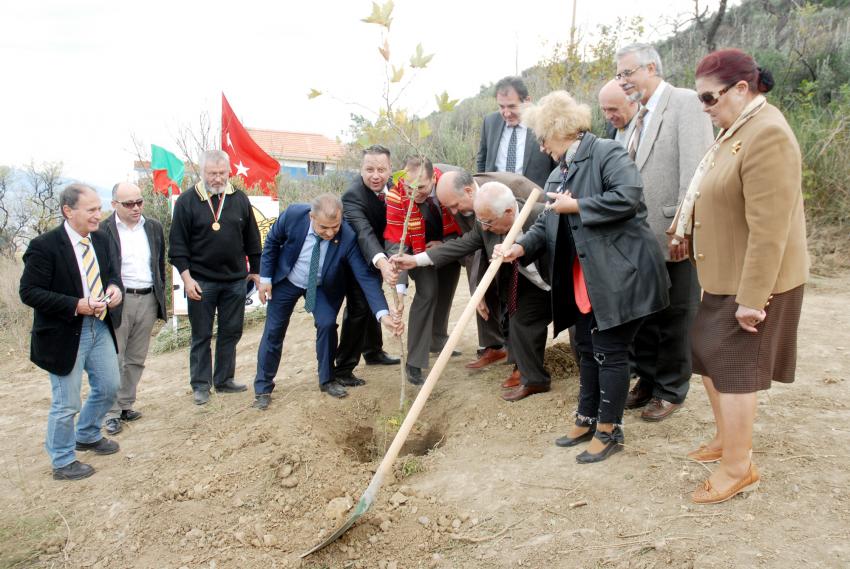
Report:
691,285,804,393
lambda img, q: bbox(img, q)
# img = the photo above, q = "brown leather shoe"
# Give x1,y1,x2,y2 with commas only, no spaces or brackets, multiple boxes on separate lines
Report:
624,380,653,409
501,383,550,402
501,368,521,389
466,347,507,369
640,397,682,422
692,463,760,504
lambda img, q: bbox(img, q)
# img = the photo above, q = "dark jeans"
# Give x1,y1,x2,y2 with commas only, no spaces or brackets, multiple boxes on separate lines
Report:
575,312,644,425
335,276,384,375
186,278,245,392
633,260,700,404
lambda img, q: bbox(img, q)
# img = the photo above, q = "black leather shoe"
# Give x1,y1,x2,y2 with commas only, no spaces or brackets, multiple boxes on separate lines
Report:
364,351,401,365
336,372,366,387
320,381,348,398
555,422,596,448
104,418,123,436
405,364,424,386
576,428,624,464
252,394,271,410
120,409,142,421
216,380,248,393
193,390,210,405
76,437,120,455
624,380,653,409
53,460,95,481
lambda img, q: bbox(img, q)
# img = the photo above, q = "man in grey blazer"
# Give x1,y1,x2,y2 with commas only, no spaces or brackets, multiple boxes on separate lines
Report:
615,43,714,421
394,181,551,402
100,182,167,435
477,76,556,189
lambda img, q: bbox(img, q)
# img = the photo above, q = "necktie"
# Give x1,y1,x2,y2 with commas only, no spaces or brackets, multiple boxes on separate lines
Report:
505,126,518,173
508,260,520,316
627,107,650,161
304,234,322,313
376,191,385,203
80,237,107,320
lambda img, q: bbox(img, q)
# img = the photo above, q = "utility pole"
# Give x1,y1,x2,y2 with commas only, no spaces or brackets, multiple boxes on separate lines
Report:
569,0,578,55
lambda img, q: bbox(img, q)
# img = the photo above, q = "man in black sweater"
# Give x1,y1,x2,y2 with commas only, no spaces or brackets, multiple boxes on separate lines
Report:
169,150,262,405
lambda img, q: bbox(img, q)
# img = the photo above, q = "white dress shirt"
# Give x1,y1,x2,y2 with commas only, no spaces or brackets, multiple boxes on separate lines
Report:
64,221,101,297
494,124,528,174
116,216,153,288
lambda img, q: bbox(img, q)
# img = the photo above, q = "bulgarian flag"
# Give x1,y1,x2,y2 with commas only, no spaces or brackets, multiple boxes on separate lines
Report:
151,144,185,196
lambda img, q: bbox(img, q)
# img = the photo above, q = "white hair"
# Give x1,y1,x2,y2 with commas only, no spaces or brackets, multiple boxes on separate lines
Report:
616,43,663,77
199,149,230,171
476,182,516,218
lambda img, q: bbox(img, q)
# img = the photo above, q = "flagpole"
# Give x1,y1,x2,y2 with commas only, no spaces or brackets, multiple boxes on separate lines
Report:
169,184,179,332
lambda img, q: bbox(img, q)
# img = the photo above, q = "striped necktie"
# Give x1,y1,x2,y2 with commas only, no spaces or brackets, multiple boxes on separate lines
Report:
627,107,649,161
304,234,322,313
80,237,107,320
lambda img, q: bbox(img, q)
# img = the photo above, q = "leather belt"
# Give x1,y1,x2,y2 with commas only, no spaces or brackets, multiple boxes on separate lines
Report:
125,287,153,295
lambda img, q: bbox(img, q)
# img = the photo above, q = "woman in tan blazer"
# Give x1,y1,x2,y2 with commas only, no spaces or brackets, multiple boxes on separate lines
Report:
670,49,809,504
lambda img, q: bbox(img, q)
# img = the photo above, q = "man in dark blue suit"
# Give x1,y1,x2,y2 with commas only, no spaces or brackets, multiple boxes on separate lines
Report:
252,194,403,408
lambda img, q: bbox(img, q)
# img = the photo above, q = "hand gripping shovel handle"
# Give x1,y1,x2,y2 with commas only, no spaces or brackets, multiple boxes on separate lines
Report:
301,188,543,557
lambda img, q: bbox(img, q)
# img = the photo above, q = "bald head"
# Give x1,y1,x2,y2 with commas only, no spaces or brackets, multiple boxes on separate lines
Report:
598,79,638,130
436,170,476,215
112,182,144,226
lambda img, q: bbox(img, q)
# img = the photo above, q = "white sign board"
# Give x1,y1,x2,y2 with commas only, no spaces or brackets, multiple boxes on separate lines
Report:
171,194,279,316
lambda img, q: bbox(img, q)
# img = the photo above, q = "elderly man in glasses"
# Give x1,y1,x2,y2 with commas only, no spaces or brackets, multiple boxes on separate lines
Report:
614,43,714,422
99,182,167,435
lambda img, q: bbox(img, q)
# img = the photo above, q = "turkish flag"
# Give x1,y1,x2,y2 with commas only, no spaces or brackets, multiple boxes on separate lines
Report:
221,93,280,195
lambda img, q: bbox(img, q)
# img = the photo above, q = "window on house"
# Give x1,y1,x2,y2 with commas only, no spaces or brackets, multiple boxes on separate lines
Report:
307,161,326,176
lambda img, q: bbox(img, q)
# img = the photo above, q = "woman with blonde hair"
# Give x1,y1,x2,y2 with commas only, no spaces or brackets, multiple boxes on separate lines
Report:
670,49,809,503
499,91,669,463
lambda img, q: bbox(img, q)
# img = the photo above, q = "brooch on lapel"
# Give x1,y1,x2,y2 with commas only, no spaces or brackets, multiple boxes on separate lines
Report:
333,239,339,244
731,140,742,155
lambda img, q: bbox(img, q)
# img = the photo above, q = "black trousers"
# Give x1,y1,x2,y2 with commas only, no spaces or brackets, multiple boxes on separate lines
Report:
186,278,245,391
575,313,644,425
335,274,384,376
506,277,551,386
632,260,700,404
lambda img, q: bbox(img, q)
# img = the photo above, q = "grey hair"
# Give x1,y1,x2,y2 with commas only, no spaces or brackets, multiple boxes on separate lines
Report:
448,169,475,196
476,182,516,218
199,149,230,172
616,43,663,77
111,183,120,200
59,183,95,217
310,193,343,217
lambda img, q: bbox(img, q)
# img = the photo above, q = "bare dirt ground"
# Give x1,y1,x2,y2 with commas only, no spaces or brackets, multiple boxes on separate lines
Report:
1,271,848,569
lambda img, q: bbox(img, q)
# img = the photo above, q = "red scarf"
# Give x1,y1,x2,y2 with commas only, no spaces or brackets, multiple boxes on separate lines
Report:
383,167,461,253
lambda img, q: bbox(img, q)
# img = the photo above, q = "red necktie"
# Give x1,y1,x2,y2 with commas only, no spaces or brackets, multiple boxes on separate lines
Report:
508,260,520,316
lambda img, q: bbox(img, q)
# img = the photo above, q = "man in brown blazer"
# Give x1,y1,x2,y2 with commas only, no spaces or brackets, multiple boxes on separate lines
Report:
394,181,551,402
434,168,543,375
615,43,715,421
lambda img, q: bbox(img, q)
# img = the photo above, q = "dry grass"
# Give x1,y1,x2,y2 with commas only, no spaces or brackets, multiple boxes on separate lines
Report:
0,256,29,355
807,223,850,276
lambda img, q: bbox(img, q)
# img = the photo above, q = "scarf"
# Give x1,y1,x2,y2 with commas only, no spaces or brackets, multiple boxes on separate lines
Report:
384,168,460,253
669,95,767,244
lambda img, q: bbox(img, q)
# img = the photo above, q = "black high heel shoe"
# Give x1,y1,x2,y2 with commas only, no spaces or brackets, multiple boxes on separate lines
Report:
555,419,596,448
575,427,624,464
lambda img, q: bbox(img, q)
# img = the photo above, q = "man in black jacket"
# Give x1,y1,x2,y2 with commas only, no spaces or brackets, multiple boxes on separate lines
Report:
99,182,167,434
169,150,262,405
20,184,124,480
334,145,400,383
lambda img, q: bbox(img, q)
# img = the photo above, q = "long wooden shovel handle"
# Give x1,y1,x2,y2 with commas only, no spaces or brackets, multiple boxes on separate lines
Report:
301,188,542,558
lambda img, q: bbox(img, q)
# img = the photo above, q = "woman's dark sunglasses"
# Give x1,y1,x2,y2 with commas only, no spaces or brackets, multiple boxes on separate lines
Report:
697,84,735,107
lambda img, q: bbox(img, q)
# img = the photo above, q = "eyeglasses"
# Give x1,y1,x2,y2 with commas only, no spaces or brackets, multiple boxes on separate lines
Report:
476,218,495,228
615,65,646,81
119,199,144,209
697,84,735,107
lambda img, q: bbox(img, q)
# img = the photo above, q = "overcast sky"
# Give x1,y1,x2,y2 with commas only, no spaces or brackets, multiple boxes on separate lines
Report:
1,0,732,188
